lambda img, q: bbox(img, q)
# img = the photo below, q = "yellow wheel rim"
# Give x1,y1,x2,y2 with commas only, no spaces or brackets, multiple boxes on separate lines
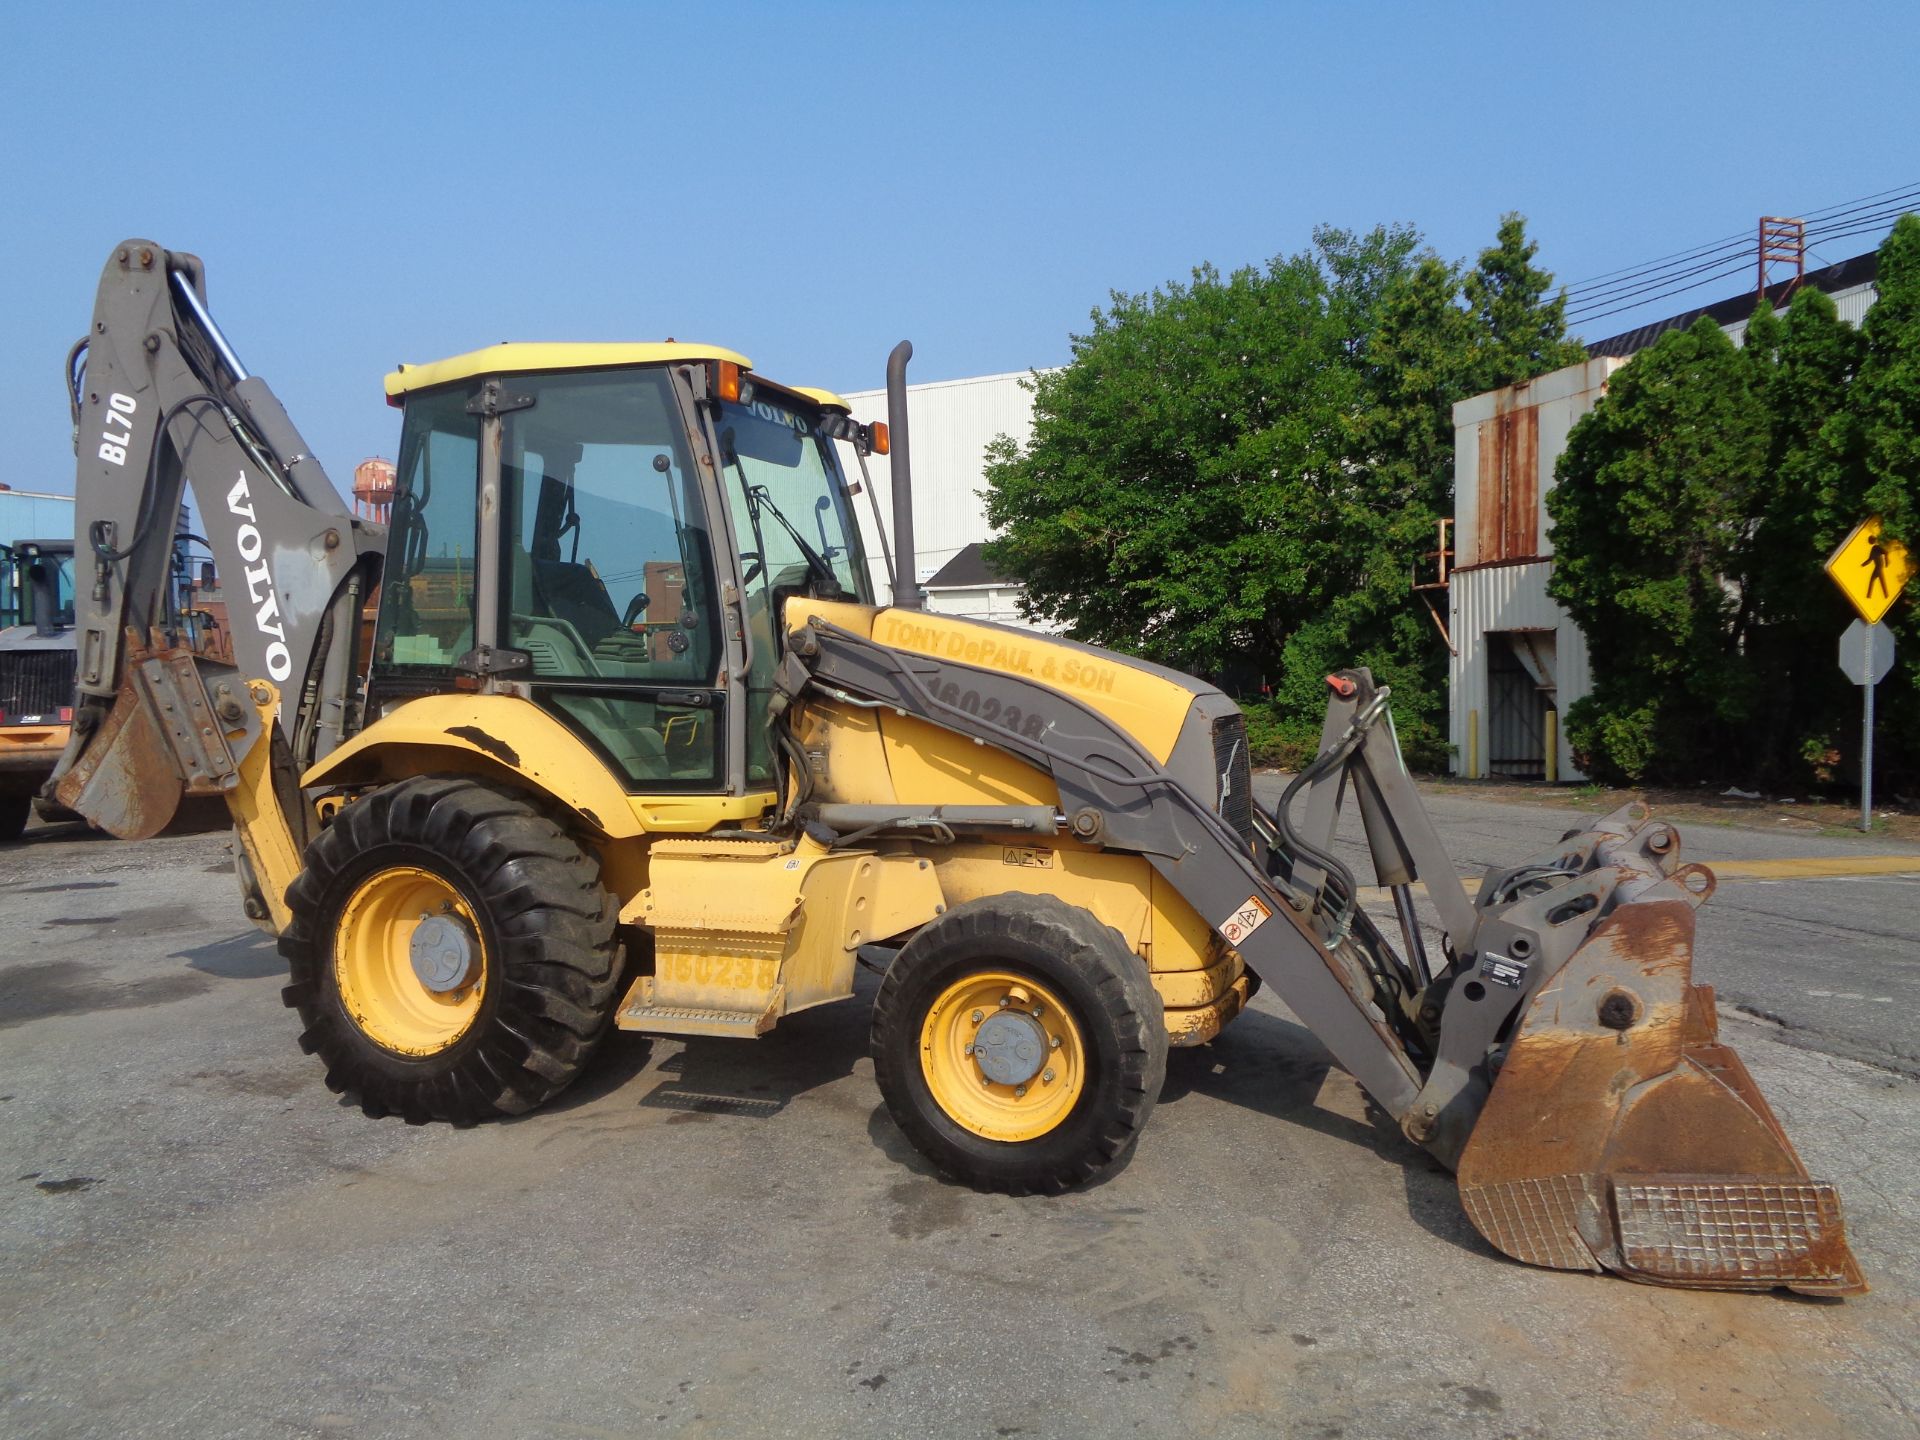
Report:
333,866,487,1056
919,970,1087,1142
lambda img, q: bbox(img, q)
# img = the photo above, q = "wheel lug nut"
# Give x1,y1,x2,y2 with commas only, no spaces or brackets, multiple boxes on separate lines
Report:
998,997,1010,1008
1042,1069,1055,1084
972,1009,984,1024
964,1043,975,1056
1030,1007,1042,1018
1014,1085,1026,1098
1050,1035,1061,1049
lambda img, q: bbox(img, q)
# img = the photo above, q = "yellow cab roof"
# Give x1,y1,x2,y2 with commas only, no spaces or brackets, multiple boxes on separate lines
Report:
790,386,851,412
383,342,752,400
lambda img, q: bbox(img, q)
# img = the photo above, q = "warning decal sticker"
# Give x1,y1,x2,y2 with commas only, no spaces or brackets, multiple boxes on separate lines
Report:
1218,895,1272,948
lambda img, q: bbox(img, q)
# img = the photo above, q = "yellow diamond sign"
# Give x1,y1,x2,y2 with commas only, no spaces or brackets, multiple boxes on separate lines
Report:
1825,516,1913,624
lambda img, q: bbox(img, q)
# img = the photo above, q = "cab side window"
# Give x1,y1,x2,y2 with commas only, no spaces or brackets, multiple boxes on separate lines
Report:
499,369,724,788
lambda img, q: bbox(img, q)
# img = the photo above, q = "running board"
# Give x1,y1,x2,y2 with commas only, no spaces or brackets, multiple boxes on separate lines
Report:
615,977,783,1038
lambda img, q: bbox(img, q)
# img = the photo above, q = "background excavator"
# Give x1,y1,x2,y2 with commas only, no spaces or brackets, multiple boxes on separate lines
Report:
52,240,1864,1294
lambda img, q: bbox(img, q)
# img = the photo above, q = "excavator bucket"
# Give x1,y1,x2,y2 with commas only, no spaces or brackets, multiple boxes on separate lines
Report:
52,633,243,840
1455,823,1865,1295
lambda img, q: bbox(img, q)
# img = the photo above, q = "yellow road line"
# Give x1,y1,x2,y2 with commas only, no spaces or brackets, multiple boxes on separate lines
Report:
1363,854,1920,902
1703,855,1920,880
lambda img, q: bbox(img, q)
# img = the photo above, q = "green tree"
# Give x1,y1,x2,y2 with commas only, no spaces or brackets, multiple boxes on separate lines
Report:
1547,318,1769,781
1464,213,1589,392
983,216,1581,767
1849,214,1920,777
1551,217,1920,791
1742,288,1868,782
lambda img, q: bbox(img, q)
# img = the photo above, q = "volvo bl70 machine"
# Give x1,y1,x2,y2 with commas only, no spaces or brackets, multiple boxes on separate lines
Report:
53,241,1863,1294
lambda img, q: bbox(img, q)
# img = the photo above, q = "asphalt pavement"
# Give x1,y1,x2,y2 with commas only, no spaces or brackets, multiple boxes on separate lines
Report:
2,790,1917,1440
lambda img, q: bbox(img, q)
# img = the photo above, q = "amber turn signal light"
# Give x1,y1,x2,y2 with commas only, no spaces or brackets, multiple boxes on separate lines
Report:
869,421,890,456
716,361,742,403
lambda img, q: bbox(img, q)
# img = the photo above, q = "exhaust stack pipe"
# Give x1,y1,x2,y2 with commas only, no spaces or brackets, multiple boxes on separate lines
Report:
886,340,920,610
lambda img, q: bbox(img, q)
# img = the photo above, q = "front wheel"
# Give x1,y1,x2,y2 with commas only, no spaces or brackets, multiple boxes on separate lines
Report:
870,894,1166,1195
279,776,622,1124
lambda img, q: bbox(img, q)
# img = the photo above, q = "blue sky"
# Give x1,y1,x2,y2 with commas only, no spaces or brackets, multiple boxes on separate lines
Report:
4,1,1916,498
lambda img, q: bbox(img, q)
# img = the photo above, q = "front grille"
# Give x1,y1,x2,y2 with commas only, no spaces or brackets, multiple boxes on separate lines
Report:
1211,711,1254,844
0,649,77,723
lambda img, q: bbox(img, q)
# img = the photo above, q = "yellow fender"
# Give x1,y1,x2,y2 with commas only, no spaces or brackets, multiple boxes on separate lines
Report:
303,694,771,837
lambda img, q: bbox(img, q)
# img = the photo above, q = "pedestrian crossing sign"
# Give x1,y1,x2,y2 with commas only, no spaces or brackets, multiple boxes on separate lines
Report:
1825,515,1913,625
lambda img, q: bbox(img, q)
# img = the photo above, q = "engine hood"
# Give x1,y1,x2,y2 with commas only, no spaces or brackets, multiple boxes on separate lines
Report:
789,601,1252,841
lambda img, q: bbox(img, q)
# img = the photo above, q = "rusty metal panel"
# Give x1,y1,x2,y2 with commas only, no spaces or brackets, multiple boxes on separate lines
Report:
1474,417,1501,565
1504,405,1538,559
1477,401,1541,565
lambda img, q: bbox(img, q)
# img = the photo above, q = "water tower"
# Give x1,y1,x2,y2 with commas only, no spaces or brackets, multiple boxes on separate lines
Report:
353,458,397,523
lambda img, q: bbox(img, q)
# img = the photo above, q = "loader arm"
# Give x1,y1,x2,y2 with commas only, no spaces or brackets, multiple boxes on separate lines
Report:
52,241,384,922
781,615,1865,1295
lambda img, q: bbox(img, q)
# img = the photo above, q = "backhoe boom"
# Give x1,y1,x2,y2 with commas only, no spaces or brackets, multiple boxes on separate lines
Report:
53,241,382,897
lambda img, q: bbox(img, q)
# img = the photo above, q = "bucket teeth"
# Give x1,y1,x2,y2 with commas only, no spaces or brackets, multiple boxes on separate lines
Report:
1456,842,1866,1295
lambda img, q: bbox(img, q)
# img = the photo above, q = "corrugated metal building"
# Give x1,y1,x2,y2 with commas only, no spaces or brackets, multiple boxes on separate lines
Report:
1449,361,1618,781
834,370,1059,629
1448,250,1881,780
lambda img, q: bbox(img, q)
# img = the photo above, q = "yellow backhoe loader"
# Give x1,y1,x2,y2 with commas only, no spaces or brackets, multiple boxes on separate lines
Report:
52,241,1863,1294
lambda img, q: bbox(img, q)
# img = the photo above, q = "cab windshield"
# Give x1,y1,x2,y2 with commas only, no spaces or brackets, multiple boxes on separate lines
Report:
716,389,870,786
716,393,869,603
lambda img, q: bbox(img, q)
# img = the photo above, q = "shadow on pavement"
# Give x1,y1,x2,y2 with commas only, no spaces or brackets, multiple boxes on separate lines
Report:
1161,1004,1506,1263
176,930,282,979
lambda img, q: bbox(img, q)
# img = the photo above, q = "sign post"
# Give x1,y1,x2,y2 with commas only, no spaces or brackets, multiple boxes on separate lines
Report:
1839,620,1895,832
1828,518,1910,834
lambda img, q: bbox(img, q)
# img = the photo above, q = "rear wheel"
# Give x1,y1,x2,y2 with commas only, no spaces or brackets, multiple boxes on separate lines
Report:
280,776,621,1124
871,894,1166,1195
0,795,28,843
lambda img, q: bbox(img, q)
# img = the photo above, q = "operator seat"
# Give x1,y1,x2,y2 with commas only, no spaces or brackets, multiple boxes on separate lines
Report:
532,559,622,647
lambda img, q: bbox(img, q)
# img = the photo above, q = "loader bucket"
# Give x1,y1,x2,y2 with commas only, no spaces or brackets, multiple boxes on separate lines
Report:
1455,841,1866,1296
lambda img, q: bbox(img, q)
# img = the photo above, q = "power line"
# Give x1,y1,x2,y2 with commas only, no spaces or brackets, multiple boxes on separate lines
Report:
1559,184,1918,333
1805,200,1920,240
1565,249,1762,319
1560,228,1751,291
1569,259,1757,328
1556,182,1918,323
1563,237,1752,305
1796,180,1920,221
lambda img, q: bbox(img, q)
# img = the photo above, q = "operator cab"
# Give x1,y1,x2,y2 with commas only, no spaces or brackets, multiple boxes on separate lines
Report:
373,345,878,797
1,541,76,636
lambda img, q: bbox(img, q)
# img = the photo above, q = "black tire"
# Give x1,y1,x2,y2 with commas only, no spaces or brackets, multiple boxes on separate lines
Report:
280,775,621,1124
0,795,29,843
870,894,1166,1196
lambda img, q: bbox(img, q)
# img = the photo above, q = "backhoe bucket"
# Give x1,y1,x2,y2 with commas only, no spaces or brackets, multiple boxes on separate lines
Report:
1455,848,1865,1295
52,634,243,840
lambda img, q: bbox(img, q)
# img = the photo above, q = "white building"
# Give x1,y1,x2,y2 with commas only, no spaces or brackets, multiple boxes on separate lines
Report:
1447,250,1881,780
833,370,1060,630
